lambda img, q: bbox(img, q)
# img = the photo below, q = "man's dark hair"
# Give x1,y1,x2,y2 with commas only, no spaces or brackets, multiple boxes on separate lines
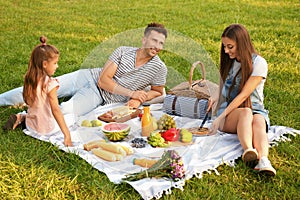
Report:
144,22,168,38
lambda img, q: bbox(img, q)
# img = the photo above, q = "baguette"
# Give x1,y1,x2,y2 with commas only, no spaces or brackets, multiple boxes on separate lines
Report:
84,139,105,151
115,153,124,161
98,142,126,155
133,158,158,168
91,148,117,162
117,144,134,155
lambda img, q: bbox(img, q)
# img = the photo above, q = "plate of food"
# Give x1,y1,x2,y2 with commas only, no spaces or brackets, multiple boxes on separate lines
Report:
186,127,210,136
98,106,142,123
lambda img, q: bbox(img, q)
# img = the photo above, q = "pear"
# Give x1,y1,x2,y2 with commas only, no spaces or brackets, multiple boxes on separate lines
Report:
152,117,158,130
81,120,92,127
91,119,102,127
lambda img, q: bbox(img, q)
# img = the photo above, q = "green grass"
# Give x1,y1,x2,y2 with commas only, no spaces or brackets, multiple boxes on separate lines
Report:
1,0,299,199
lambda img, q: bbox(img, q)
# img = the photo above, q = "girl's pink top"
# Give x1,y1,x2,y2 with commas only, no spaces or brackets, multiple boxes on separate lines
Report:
26,76,59,135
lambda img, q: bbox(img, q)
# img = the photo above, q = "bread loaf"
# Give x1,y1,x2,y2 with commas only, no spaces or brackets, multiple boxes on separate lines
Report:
133,158,158,168
91,148,117,162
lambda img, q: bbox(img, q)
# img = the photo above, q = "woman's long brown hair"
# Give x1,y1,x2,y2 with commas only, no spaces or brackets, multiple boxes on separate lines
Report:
23,36,59,106
218,24,257,108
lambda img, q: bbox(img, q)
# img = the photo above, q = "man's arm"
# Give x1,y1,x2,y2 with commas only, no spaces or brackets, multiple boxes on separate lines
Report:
127,85,165,108
145,85,164,101
98,60,148,102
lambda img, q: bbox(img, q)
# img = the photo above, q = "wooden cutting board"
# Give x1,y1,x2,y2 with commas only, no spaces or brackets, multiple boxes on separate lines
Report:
98,109,142,123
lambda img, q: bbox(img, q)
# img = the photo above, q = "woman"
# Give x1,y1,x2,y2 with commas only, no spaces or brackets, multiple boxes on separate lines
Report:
209,24,276,176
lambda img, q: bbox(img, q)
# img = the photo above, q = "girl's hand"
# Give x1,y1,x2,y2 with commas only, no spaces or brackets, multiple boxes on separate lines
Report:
64,136,73,147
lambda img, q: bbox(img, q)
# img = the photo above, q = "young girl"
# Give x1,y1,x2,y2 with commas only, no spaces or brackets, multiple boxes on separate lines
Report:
208,24,276,176
4,36,73,147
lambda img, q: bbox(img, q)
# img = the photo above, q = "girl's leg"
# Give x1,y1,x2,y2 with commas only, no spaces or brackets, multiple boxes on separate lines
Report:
221,107,254,150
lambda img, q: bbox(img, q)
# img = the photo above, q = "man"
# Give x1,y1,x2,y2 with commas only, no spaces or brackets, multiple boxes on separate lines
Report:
0,22,168,116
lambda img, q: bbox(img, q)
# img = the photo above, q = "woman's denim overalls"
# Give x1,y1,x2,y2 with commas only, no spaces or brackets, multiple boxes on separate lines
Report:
217,55,270,129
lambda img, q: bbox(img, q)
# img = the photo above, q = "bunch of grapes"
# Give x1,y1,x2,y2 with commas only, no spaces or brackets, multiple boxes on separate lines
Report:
157,114,176,130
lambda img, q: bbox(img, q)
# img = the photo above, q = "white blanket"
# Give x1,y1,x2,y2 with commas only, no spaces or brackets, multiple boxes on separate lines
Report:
23,103,300,200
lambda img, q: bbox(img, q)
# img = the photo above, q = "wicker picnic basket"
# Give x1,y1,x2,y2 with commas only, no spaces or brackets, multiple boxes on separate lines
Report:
163,61,219,119
167,61,218,100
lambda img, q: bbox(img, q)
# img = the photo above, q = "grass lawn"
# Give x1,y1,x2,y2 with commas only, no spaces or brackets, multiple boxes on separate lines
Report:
0,0,299,199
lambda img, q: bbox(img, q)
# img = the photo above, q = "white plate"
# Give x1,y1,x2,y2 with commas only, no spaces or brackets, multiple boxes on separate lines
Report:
150,104,163,111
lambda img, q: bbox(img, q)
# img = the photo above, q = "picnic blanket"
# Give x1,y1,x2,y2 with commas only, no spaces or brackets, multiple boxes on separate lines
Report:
23,103,300,200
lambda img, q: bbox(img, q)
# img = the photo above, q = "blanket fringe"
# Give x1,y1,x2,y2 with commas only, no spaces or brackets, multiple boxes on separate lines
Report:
151,180,185,200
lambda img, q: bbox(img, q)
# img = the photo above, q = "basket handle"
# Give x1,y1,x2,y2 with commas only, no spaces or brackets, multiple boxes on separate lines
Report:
189,61,206,89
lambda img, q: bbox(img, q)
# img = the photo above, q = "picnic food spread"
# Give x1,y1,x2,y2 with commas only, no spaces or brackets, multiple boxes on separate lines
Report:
87,107,209,163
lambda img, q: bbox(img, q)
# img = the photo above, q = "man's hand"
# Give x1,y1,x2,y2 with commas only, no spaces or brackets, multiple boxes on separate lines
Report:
131,90,148,103
126,99,142,109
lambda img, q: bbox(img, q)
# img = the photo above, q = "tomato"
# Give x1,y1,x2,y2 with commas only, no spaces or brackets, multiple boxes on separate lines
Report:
138,113,143,120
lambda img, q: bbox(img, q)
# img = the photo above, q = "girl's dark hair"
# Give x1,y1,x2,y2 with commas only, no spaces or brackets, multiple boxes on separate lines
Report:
144,22,168,38
23,36,59,106
219,24,257,108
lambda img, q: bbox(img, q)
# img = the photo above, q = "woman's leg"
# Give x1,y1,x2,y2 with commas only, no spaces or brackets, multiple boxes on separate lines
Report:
221,107,254,150
252,114,276,176
252,114,269,159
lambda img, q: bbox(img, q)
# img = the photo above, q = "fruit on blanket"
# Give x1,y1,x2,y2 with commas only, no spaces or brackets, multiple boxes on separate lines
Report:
157,114,176,130
180,128,193,143
131,137,147,148
161,128,180,142
91,119,102,127
147,131,169,147
152,117,158,130
81,119,92,127
102,122,130,141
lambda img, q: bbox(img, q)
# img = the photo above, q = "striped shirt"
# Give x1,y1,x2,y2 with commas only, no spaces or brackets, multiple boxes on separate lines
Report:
90,46,167,104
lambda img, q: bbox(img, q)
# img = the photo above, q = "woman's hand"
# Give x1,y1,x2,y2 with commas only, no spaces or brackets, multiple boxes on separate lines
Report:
209,116,222,135
207,96,218,112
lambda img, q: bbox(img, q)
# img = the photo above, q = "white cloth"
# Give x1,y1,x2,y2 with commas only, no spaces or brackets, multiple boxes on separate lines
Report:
22,103,300,200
